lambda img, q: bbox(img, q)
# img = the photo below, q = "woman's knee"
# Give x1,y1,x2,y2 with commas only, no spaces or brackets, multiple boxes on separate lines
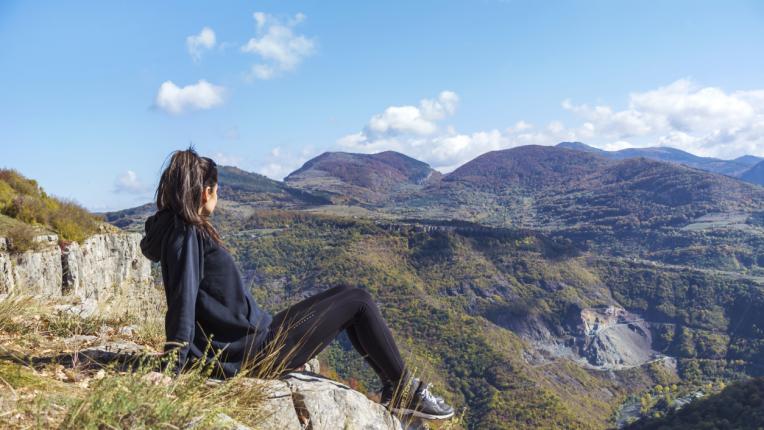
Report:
344,285,373,303
334,282,356,292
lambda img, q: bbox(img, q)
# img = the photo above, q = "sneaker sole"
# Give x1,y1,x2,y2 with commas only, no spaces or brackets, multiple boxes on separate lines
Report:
390,407,455,420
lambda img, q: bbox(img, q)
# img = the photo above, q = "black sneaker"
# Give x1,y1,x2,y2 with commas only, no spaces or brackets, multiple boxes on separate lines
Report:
384,376,454,420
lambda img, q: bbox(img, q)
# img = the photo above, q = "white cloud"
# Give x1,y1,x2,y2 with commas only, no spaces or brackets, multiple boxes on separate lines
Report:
331,79,764,176
255,145,318,180
186,27,216,61
561,78,764,158
114,170,148,194
155,80,225,115
336,91,517,172
366,91,459,137
241,12,316,80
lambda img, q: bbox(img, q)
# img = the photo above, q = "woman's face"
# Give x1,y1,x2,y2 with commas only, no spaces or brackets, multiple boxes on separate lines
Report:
199,182,218,216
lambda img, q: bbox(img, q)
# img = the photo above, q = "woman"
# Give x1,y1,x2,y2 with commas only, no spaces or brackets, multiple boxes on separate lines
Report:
139,147,454,420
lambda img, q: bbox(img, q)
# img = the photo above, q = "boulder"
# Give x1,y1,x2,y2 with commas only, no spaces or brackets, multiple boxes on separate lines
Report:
284,372,403,430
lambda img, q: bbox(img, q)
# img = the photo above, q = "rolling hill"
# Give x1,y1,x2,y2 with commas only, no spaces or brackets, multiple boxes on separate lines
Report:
284,150,441,205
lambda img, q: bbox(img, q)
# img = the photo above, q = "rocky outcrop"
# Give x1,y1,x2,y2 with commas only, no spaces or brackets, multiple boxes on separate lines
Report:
60,233,152,301
285,373,404,430
0,234,62,296
0,232,153,302
213,373,407,430
188,374,408,430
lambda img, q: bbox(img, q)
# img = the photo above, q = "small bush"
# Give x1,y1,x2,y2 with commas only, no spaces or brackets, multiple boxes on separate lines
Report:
6,222,41,253
6,194,50,225
49,200,100,243
0,180,14,211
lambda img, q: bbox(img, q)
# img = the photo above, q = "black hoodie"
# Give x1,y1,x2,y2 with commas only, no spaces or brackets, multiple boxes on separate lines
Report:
140,208,273,377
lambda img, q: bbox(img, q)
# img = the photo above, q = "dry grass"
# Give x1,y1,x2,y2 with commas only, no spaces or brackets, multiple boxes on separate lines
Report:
0,291,463,429
0,292,299,429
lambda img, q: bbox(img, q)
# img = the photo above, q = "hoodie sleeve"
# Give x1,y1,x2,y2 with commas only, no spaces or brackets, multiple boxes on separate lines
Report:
162,224,203,374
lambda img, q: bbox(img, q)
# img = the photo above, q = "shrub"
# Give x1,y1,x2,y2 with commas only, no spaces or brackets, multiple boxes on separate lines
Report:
0,169,101,243
0,180,14,211
49,200,100,243
6,222,41,253
0,168,43,197
6,194,49,225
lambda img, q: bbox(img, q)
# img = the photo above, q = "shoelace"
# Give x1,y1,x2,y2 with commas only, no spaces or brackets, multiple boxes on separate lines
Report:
419,383,442,405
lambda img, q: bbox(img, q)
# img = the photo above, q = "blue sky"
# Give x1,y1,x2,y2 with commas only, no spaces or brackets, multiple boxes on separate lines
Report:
1,0,763,212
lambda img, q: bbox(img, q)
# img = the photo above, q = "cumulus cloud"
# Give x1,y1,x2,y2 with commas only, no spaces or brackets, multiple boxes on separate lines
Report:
155,80,225,115
337,91,527,172
241,11,316,80
365,91,459,137
335,80,764,172
114,170,149,194
561,78,764,158
186,27,216,61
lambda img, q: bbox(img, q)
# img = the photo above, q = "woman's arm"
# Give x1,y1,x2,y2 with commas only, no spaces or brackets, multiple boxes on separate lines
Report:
163,223,203,374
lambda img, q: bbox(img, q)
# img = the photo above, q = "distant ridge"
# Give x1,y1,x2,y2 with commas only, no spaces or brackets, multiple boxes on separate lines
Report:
556,141,763,180
741,160,764,186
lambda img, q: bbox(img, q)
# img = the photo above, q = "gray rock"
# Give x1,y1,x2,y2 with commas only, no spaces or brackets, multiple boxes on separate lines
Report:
118,325,138,336
0,239,62,296
53,299,99,318
0,232,155,305
243,379,303,430
304,357,320,374
61,233,153,301
284,373,403,430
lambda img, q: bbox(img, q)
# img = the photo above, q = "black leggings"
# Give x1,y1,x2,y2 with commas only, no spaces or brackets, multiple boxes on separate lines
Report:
249,284,406,383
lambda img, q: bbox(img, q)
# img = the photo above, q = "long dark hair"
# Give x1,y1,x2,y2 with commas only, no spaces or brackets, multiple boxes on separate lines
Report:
154,144,226,248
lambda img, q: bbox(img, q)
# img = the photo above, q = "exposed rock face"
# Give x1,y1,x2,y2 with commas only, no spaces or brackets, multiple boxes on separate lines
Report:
509,305,663,371
60,233,152,301
0,232,152,302
0,234,63,296
578,306,657,369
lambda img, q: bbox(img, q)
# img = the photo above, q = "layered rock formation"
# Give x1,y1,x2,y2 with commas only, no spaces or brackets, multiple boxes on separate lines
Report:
0,232,153,303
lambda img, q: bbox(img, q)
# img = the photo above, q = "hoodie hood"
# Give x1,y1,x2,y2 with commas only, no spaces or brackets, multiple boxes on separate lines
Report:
140,208,179,262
